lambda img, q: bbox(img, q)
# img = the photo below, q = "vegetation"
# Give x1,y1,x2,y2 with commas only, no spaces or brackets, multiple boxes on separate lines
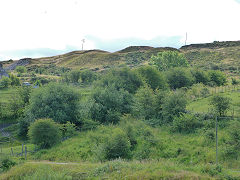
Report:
28,118,61,149
210,95,231,117
0,42,240,179
151,51,189,71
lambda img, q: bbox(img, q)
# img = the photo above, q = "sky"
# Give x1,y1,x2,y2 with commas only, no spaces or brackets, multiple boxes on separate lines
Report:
0,0,240,60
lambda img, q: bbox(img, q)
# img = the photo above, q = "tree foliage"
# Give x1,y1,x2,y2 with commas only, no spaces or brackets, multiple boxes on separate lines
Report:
15,66,27,73
162,91,187,123
0,76,11,89
208,70,227,86
166,68,194,89
28,118,61,149
97,67,143,94
151,51,189,71
136,66,168,90
210,95,231,117
90,85,132,124
26,83,80,124
101,128,131,160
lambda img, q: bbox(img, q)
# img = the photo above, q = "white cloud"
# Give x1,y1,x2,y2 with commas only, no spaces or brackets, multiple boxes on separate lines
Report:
0,0,239,59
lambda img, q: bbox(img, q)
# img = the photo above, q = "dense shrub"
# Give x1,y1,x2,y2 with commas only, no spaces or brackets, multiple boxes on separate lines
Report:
162,91,187,123
208,70,227,86
28,118,61,149
209,95,231,117
60,121,77,139
9,74,21,86
0,156,16,171
97,67,143,94
136,66,168,90
80,69,97,84
25,83,80,124
151,51,189,71
100,128,131,160
132,85,157,120
172,114,203,133
0,76,11,89
90,85,132,124
166,68,194,89
15,66,27,73
191,69,210,85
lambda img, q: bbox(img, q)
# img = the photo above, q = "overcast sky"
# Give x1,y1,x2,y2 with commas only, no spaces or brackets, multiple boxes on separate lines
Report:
0,0,240,60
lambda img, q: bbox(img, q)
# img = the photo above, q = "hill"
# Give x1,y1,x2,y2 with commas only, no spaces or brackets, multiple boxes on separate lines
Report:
2,47,178,72
1,41,239,76
181,41,240,75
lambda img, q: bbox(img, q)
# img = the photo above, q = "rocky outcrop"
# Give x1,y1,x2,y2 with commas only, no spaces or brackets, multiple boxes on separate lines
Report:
0,63,9,79
5,58,31,71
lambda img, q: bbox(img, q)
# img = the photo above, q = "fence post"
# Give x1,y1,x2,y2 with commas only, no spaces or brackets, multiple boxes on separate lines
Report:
11,147,14,156
25,145,27,160
22,144,24,156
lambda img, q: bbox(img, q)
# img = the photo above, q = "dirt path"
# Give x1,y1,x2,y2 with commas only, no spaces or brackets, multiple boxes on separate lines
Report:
28,161,79,165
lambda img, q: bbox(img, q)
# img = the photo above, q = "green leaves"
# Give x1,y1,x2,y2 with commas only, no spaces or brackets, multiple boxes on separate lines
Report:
151,51,189,71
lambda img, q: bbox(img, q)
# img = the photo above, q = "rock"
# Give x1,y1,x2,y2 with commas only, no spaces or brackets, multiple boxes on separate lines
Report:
0,63,9,79
5,58,31,71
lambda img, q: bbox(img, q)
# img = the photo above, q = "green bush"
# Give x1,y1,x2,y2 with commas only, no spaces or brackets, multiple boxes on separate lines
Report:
172,114,203,133
15,66,27,73
60,121,77,139
0,156,16,171
132,85,157,120
191,69,210,85
97,67,143,94
162,91,187,123
99,128,131,160
80,69,97,84
0,76,11,89
151,51,189,71
209,95,231,117
28,118,62,149
90,85,132,124
136,66,168,90
166,68,194,89
25,83,80,124
208,70,227,86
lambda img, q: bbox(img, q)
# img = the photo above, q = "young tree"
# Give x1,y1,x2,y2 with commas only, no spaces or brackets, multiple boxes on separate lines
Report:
90,85,132,124
208,70,227,86
15,66,27,74
132,85,157,120
136,66,168,90
191,69,210,85
25,83,80,124
28,118,61,149
151,51,189,71
101,128,131,160
0,76,11,89
166,68,194,89
97,67,143,94
9,74,21,86
162,91,187,123
80,69,97,84
210,95,231,117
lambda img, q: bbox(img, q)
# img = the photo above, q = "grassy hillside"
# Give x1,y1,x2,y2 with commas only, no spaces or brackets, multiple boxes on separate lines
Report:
12,47,177,71
187,91,240,117
0,160,221,180
2,41,239,76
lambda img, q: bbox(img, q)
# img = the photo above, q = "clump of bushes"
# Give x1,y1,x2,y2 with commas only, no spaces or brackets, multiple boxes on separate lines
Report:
28,118,62,149
171,114,203,133
0,156,16,172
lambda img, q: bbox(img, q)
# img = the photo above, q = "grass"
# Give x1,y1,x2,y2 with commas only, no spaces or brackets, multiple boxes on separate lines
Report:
0,88,17,104
1,159,238,179
187,91,240,117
